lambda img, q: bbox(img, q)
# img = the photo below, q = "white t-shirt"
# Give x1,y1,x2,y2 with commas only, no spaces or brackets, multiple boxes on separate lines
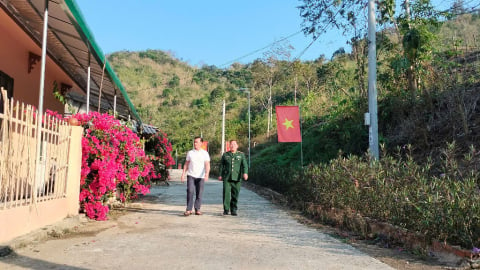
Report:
186,149,210,178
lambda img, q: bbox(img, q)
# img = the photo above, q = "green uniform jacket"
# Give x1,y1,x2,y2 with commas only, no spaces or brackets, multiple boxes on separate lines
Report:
220,151,248,181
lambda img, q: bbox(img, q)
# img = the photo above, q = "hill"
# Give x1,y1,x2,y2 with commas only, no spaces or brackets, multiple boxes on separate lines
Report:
107,13,480,170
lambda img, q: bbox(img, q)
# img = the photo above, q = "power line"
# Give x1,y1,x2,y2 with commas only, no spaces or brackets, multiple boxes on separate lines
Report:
219,30,303,67
440,0,480,13
294,35,321,61
293,16,336,61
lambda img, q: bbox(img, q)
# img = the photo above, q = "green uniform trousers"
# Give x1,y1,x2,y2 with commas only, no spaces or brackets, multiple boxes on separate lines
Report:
223,180,242,213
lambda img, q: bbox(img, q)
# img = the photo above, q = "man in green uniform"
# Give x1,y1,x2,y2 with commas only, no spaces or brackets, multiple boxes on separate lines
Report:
218,140,248,216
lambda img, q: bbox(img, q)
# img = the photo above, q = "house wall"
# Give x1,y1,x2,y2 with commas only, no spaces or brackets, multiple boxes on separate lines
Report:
0,126,83,244
0,7,81,114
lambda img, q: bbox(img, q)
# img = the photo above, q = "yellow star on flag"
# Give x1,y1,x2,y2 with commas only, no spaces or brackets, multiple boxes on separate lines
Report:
282,118,294,130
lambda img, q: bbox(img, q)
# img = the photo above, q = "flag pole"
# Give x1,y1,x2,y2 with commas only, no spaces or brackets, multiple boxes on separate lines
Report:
299,105,303,167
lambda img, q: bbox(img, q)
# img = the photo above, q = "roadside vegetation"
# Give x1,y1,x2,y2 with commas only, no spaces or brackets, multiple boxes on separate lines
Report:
109,1,480,254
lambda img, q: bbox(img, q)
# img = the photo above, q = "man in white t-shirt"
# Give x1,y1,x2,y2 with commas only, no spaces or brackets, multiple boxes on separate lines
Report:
181,137,210,216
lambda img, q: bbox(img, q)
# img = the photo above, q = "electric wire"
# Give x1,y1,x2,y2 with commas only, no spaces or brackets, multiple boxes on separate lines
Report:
219,30,303,67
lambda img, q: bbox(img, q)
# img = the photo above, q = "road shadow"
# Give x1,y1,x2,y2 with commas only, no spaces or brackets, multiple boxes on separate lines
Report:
0,250,90,270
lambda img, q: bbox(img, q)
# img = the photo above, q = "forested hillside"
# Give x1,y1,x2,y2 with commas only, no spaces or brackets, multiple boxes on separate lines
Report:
109,11,480,169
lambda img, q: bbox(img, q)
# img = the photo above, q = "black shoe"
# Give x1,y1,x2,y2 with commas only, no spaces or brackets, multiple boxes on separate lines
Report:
223,210,229,215
231,211,237,216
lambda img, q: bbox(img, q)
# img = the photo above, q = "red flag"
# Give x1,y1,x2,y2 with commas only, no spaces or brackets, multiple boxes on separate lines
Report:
276,106,302,142
201,141,208,151
225,141,230,152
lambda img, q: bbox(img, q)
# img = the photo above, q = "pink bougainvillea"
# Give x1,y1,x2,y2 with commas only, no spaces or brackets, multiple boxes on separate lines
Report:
144,132,175,182
37,110,174,220
76,112,157,220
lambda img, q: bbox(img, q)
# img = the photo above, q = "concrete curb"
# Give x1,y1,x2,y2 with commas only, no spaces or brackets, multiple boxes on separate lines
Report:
0,214,88,257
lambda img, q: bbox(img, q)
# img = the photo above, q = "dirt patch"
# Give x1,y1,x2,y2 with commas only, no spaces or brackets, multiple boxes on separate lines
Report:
243,182,461,270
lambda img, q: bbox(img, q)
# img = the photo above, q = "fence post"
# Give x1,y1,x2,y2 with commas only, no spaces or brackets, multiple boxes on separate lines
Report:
65,126,83,216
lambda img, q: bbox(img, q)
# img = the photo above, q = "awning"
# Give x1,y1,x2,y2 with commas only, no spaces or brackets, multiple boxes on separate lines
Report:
141,124,159,136
0,0,141,124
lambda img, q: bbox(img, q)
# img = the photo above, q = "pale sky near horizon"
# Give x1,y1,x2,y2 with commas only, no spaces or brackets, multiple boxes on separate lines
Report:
75,1,476,68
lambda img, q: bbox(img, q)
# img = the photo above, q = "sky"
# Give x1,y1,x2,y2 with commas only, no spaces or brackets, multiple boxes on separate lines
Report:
75,1,348,67
75,0,476,68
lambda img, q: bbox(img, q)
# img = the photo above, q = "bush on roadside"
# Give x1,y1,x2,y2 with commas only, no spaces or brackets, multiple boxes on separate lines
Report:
251,143,480,250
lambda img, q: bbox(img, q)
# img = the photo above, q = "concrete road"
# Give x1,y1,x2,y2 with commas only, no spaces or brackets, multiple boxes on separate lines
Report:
0,175,394,270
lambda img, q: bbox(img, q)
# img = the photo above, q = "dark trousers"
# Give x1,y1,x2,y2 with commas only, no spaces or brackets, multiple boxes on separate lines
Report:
186,175,204,211
223,180,241,212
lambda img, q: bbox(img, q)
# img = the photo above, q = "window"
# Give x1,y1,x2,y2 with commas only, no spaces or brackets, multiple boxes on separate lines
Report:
0,70,14,113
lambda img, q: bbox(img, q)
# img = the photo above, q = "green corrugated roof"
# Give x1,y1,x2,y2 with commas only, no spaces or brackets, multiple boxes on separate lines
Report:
63,0,142,125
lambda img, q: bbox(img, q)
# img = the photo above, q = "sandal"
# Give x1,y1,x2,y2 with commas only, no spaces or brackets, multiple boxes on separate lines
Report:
195,211,202,215
184,211,192,216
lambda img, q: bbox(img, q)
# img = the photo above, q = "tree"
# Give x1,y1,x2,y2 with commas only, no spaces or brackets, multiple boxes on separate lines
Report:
250,60,273,138
451,0,467,16
249,40,294,139
168,74,180,88
299,0,445,96
298,0,372,39
298,0,374,98
291,60,302,104
332,47,346,59
397,0,444,95
296,60,321,96
209,86,226,103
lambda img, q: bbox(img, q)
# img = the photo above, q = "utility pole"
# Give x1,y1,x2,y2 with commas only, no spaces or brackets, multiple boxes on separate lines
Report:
221,99,225,154
247,90,251,168
238,88,250,168
367,0,379,159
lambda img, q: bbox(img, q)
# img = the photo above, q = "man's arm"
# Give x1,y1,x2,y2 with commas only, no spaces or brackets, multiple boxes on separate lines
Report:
181,160,190,182
204,161,210,181
242,153,248,181
218,154,224,181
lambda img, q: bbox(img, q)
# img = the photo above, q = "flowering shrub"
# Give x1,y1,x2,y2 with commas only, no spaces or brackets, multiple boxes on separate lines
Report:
144,132,175,182
45,109,64,121
32,109,66,127
76,112,155,220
